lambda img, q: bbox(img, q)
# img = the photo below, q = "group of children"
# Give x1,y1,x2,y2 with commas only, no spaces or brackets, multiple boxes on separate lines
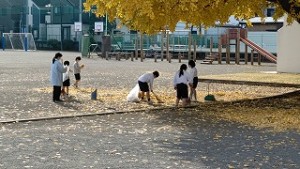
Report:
61,56,84,98
137,60,198,107
173,60,198,107
50,53,84,102
51,52,198,106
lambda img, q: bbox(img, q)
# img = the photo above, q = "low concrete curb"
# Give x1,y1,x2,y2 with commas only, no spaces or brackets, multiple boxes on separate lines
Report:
0,105,199,124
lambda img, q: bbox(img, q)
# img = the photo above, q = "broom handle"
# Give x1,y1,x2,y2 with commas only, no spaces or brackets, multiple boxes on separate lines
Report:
153,92,160,100
207,82,210,95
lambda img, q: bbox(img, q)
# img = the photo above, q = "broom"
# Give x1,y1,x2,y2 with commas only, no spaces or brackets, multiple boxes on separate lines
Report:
204,82,216,101
152,91,164,103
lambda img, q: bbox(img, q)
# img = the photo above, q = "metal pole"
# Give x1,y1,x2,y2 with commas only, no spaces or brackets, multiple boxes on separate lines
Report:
2,34,5,51
60,0,63,51
188,32,191,60
105,13,108,36
79,0,82,52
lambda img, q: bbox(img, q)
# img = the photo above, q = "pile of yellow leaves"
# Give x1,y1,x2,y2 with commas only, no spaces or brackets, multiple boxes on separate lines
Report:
199,92,300,132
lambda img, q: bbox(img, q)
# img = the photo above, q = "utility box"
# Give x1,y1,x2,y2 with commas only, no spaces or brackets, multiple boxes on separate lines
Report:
81,34,90,57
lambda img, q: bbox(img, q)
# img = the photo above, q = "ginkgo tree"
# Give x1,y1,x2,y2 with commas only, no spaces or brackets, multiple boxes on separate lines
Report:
84,0,300,34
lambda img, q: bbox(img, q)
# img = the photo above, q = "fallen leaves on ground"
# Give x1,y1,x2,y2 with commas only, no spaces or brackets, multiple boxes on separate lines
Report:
201,72,300,85
35,86,300,132
199,92,300,132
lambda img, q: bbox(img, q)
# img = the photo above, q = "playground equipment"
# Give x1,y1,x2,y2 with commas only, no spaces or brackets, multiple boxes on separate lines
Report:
201,28,277,65
105,28,276,65
109,31,199,63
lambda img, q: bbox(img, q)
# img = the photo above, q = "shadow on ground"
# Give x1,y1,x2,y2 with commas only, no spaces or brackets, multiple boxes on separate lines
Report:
148,91,300,168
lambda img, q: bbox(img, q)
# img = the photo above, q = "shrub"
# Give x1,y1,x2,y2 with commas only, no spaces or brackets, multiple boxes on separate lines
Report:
63,39,74,51
47,39,60,50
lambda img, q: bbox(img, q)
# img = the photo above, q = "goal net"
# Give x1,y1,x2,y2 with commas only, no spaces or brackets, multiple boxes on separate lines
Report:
2,33,37,51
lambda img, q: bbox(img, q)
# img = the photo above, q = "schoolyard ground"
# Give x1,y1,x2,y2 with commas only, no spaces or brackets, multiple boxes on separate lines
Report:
0,50,299,168
0,50,296,121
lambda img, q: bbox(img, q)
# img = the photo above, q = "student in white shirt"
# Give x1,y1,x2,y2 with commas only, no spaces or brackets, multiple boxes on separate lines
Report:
173,64,192,107
73,56,84,88
138,71,160,103
188,60,198,101
62,61,72,98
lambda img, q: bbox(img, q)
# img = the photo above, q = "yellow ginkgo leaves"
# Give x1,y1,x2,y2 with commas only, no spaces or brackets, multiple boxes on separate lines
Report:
84,0,300,34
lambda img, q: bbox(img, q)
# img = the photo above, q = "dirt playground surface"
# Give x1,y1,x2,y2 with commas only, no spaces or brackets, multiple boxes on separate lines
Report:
0,51,298,121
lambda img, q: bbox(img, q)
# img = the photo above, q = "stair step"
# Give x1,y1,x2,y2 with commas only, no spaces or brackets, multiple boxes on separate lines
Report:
201,60,213,64
205,57,216,60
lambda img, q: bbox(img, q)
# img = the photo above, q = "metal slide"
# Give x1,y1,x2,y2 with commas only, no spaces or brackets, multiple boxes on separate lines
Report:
240,37,277,63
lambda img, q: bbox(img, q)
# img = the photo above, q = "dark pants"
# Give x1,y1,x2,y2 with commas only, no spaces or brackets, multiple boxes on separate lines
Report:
176,83,188,99
53,86,62,101
138,81,149,92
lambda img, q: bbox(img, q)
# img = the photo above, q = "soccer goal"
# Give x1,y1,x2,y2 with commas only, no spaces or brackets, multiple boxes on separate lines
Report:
2,33,37,51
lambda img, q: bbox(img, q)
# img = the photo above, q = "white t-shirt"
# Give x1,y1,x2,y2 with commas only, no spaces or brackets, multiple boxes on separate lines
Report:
173,70,191,87
189,67,198,78
63,66,71,82
73,62,80,74
138,73,155,90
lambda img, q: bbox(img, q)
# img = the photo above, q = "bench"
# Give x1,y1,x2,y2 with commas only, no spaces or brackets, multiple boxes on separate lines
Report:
201,53,219,64
106,52,134,61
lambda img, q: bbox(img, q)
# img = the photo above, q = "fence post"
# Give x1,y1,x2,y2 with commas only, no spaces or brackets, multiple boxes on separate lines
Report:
193,40,197,62
258,53,261,65
188,32,192,60
161,31,165,61
245,45,248,64
251,50,254,65
218,37,222,64
178,52,182,63
2,34,5,51
135,35,138,60
166,31,170,63
140,34,144,62
244,29,248,65
210,36,213,55
24,34,28,52
117,53,121,61
236,29,240,64
226,30,230,64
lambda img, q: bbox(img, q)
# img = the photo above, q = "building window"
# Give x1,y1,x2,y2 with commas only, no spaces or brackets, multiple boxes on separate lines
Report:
54,7,60,15
1,8,7,16
63,27,71,40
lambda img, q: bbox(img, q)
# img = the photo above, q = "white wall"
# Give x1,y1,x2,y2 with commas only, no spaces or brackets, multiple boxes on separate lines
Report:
277,17,300,73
